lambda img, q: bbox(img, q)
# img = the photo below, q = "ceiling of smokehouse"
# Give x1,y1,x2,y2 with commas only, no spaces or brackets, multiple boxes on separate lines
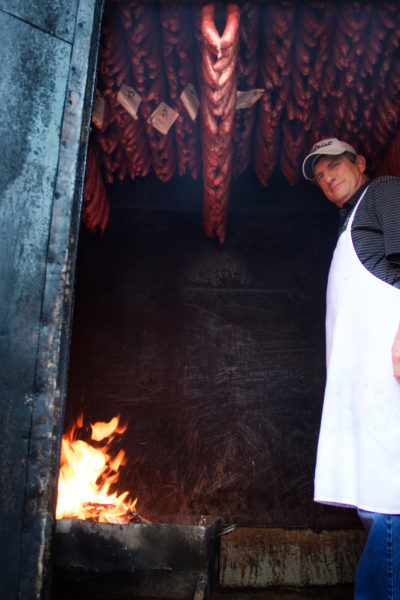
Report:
83,1,400,242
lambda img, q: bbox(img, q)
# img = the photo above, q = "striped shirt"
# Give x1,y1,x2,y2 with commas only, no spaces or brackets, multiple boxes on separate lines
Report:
339,176,400,288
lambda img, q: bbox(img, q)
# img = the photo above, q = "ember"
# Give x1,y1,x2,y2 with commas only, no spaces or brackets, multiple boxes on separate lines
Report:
56,413,142,524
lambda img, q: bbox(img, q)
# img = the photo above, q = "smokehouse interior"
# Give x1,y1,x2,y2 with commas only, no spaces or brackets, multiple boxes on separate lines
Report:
3,1,400,599
57,1,400,597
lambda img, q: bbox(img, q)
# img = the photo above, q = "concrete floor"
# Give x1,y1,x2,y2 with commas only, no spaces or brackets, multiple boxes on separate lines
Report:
213,586,354,599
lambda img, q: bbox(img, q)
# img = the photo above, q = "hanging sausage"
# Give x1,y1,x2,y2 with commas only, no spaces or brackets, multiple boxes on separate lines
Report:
160,3,201,179
231,2,260,178
120,2,177,182
254,3,295,187
97,3,151,183
198,3,240,243
82,139,110,233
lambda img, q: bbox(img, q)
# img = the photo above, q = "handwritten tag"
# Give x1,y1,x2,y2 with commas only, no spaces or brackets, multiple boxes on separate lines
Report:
92,89,105,129
148,102,179,135
117,84,142,120
180,83,200,121
236,89,265,110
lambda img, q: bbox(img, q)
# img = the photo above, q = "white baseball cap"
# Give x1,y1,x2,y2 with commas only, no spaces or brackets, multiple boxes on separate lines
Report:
302,138,357,180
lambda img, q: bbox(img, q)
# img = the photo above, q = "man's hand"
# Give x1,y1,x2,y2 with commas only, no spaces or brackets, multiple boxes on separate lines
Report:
392,323,400,383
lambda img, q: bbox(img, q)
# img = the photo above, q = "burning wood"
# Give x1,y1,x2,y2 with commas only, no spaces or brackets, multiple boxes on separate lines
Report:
56,413,142,524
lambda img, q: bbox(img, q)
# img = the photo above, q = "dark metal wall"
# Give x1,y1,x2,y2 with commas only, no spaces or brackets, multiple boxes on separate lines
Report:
0,1,102,598
66,170,359,529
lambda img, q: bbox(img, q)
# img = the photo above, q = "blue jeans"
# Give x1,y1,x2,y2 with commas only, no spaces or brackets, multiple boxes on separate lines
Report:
354,509,400,599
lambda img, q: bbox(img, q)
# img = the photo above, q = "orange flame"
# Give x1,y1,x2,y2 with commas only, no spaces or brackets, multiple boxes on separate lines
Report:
56,414,138,523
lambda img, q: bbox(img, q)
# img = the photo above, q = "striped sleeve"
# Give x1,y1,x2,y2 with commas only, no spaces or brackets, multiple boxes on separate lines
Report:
372,177,400,261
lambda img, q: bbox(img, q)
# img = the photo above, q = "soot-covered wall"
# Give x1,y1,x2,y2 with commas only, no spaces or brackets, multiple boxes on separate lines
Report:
65,171,358,528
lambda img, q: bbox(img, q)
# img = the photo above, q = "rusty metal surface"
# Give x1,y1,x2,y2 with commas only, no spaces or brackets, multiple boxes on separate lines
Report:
0,0,79,42
0,0,103,598
213,587,354,599
219,528,366,589
0,7,71,599
53,516,221,600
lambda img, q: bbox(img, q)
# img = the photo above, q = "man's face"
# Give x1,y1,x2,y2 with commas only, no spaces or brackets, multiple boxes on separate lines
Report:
313,154,368,208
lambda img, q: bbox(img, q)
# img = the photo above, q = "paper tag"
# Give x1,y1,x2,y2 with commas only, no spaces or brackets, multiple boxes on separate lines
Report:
117,84,142,120
148,102,179,135
92,89,106,129
236,89,265,110
180,83,200,121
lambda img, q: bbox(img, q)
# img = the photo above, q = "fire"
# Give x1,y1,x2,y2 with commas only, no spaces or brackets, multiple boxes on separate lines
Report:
56,413,138,523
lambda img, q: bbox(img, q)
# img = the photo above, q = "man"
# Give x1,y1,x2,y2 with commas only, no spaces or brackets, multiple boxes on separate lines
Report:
302,138,400,599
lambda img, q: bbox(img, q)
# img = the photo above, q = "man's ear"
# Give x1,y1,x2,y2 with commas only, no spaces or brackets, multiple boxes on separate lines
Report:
355,154,367,173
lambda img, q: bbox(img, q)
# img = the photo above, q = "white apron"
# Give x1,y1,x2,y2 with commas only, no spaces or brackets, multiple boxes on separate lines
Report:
314,189,400,513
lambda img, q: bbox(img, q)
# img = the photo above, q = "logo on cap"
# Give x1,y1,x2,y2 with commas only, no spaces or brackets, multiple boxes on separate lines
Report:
312,140,334,152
